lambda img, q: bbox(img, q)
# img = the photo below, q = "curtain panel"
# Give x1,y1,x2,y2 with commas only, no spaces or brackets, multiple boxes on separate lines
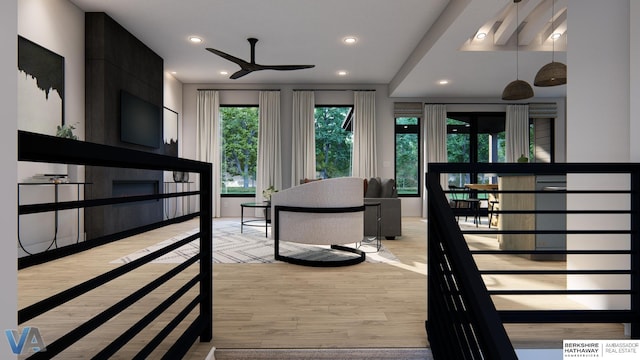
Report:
505,104,530,162
196,90,222,217
291,91,316,185
352,91,377,179
257,91,282,204
423,104,448,217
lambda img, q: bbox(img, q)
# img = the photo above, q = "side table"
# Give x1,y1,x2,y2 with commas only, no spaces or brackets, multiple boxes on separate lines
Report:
357,201,381,252
17,182,91,255
240,202,271,238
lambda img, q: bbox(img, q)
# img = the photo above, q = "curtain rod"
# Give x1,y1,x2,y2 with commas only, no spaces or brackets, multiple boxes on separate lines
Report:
197,88,377,92
197,88,281,92
425,102,555,105
293,89,376,92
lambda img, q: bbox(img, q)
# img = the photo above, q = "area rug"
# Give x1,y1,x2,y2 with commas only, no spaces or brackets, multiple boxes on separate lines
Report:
111,220,400,264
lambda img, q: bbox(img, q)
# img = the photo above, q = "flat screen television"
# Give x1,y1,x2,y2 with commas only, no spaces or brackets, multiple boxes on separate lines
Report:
120,90,161,148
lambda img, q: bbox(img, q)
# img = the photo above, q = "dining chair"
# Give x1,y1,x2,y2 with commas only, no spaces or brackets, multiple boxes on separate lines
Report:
448,185,480,226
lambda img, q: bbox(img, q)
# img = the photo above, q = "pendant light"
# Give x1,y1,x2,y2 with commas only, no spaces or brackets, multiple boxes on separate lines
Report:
534,0,567,86
502,0,534,100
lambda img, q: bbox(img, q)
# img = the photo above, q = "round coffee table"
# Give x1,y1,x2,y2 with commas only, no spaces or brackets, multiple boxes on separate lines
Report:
240,202,271,237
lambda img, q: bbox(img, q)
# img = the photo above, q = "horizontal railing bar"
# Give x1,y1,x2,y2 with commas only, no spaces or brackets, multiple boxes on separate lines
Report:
134,297,202,360
472,249,631,255
274,205,365,213
476,210,632,214
19,130,208,172
463,229,632,235
499,310,640,323
27,255,199,360
429,162,639,174
447,190,632,194
19,232,200,323
480,269,631,275
18,213,199,269
489,289,632,295
93,275,201,359
19,190,200,215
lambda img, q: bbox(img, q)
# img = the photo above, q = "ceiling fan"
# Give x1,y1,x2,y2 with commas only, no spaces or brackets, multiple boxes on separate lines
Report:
206,38,315,79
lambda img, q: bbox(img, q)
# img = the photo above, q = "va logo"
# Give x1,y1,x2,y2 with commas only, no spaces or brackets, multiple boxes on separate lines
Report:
5,327,47,355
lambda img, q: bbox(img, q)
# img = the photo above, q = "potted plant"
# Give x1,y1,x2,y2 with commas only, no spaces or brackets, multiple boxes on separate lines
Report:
56,123,79,181
56,123,78,140
262,185,278,204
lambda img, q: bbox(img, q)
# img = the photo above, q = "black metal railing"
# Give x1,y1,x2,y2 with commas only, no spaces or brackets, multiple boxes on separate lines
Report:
17,131,212,359
426,167,517,359
426,162,640,359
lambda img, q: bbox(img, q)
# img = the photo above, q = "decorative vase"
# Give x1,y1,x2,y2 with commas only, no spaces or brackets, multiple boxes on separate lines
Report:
173,171,189,182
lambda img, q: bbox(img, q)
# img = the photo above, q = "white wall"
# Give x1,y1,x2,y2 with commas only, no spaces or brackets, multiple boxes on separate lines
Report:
1,0,17,357
566,0,633,309
164,72,183,158
17,0,85,254
18,0,85,178
631,0,640,162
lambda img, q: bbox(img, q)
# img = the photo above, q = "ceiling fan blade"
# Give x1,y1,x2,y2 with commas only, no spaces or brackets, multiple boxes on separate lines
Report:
206,38,315,79
258,64,315,71
230,69,252,79
205,47,249,67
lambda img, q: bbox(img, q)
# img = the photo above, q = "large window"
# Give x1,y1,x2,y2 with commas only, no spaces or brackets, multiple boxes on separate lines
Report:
395,117,420,196
220,106,258,195
447,112,506,186
315,106,353,178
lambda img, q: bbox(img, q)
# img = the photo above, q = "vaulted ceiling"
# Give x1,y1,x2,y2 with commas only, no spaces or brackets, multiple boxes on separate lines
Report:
69,0,567,99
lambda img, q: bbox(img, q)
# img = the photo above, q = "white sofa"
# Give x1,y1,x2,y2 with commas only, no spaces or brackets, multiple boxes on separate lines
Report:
270,177,365,266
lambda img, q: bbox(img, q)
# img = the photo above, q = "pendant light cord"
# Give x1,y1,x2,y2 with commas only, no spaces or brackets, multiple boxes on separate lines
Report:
551,0,555,62
515,1,520,80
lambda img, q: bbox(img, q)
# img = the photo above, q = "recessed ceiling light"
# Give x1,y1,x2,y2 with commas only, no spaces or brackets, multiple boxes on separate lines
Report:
337,71,348,76
170,71,177,75
220,71,228,75
343,36,358,45
550,32,562,40
476,32,487,40
438,79,449,85
189,36,203,43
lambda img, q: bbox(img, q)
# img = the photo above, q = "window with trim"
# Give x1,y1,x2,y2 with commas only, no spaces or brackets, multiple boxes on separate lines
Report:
220,106,259,196
395,117,420,196
315,106,353,179
447,112,554,187
447,112,506,187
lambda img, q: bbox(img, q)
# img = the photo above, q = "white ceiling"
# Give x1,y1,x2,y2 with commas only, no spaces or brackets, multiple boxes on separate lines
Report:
69,0,567,99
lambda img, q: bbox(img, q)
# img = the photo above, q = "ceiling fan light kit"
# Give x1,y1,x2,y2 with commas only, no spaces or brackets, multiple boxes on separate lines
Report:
206,38,315,79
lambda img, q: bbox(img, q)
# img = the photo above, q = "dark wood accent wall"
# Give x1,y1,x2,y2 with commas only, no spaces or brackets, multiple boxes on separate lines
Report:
85,12,164,239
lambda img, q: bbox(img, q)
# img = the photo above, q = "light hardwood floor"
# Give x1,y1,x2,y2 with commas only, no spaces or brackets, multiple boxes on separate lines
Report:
17,217,624,359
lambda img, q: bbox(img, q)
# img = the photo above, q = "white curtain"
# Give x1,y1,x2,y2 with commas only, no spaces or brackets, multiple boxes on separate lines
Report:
505,104,530,162
257,91,282,203
291,91,316,185
352,91,377,178
196,90,222,217
423,104,448,217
